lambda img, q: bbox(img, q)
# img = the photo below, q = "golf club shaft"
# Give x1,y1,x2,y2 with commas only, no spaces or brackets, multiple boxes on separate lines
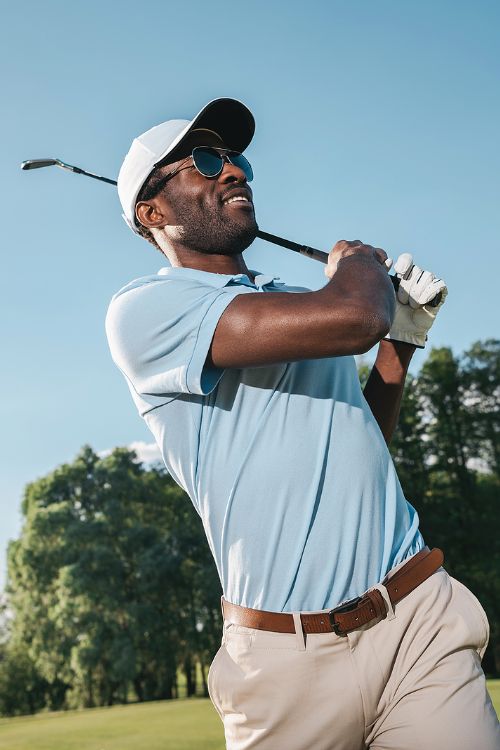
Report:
257,232,440,305
68,166,117,186
20,157,441,305
55,161,118,185
62,176,329,261
21,159,328,261
256,230,328,263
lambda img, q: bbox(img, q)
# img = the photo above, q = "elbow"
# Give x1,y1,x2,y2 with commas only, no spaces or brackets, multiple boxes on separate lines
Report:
352,290,395,352
372,310,392,341
351,310,392,354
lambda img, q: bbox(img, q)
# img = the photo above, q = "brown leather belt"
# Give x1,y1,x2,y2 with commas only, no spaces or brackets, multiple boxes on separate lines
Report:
221,547,444,636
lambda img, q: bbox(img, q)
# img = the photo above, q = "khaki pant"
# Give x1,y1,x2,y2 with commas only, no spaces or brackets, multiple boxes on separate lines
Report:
208,566,500,749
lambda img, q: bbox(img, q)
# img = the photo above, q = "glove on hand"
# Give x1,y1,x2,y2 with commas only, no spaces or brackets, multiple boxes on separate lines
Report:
385,253,448,348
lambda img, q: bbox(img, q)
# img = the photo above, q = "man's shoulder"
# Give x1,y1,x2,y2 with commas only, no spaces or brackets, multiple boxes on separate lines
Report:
107,268,217,317
110,271,165,302
110,266,249,303
106,266,309,331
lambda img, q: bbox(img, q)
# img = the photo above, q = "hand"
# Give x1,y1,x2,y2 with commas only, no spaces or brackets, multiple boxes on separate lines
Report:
324,240,393,280
385,253,448,348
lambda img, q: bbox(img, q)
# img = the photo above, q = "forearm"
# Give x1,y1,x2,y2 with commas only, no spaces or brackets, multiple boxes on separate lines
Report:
363,339,416,444
210,254,396,368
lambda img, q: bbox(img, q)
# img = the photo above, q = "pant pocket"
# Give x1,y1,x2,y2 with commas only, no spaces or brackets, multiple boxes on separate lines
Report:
217,633,316,746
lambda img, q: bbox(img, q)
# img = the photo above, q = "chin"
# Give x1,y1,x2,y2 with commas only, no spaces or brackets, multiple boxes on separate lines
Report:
189,216,259,256
219,220,259,255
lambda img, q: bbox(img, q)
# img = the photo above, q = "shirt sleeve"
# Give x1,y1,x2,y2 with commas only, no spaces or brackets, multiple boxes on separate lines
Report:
105,276,253,397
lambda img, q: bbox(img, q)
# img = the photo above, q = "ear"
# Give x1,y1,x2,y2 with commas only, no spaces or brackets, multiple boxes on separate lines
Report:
135,200,169,230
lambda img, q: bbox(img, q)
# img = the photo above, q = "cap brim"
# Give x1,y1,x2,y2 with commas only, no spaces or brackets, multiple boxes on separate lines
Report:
154,97,255,167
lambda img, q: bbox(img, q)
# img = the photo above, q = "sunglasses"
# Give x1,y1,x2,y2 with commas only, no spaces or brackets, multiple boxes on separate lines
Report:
157,147,254,187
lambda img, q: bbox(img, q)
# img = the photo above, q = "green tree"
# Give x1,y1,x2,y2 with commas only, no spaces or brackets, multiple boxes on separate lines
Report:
0,643,48,716
5,446,222,712
461,339,500,477
388,342,500,675
389,371,430,511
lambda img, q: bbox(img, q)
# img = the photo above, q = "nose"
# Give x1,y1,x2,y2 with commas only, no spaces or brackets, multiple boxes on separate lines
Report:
219,156,248,184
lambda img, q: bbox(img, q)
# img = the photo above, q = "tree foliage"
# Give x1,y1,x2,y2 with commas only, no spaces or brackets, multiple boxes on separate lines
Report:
390,340,500,675
2,448,221,713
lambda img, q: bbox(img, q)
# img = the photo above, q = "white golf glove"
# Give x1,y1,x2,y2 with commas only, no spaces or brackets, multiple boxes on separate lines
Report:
385,253,448,348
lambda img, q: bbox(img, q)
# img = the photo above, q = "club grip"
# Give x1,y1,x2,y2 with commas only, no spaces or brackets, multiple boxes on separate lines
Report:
256,230,329,263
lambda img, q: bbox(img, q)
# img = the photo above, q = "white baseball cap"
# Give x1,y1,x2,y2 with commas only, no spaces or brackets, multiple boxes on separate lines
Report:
118,97,255,234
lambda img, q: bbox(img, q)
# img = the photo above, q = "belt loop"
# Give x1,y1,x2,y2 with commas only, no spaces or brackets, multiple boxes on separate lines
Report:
292,612,306,650
369,583,396,620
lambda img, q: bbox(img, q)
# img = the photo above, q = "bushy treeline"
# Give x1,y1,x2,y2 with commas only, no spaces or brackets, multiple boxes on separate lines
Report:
390,340,499,676
0,449,222,715
0,340,498,716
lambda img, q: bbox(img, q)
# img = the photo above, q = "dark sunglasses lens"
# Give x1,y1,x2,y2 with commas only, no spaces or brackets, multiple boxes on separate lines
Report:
192,148,223,177
228,153,253,182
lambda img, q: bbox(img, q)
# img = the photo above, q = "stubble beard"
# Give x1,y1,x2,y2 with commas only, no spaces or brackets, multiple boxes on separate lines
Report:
171,199,259,256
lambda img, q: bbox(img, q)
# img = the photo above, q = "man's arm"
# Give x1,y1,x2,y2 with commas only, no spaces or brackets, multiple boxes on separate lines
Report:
363,253,448,444
363,339,416,444
209,240,395,368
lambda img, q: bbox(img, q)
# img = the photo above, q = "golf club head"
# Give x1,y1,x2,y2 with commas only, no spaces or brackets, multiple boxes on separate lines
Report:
21,159,59,170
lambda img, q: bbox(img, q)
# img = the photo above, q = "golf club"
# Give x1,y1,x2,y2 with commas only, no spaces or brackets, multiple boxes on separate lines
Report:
21,158,118,186
20,158,442,305
20,158,328,263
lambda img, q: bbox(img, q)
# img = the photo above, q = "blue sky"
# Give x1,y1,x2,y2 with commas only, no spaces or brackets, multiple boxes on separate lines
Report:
1,0,499,589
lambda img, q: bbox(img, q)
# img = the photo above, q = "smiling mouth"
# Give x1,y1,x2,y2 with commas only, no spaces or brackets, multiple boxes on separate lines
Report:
222,195,253,208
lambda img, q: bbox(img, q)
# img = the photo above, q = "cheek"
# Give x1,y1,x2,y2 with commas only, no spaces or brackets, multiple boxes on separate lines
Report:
193,188,219,215
180,170,217,202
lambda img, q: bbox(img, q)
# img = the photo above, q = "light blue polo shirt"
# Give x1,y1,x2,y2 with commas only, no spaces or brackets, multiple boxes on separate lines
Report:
106,266,424,613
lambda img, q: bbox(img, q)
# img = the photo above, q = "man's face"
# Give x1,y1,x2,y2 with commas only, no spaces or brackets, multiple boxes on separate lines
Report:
138,130,258,256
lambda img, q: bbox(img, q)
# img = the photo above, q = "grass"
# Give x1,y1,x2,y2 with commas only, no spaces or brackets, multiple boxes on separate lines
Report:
0,682,497,749
488,680,500,717
0,698,225,750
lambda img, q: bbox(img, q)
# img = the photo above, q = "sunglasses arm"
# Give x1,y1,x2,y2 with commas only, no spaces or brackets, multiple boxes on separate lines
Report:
256,230,328,264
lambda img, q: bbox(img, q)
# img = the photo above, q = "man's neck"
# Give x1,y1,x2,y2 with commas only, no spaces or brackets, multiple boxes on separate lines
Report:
166,246,255,282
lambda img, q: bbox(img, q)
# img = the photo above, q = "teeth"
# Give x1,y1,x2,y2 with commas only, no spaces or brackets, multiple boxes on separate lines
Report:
224,196,249,204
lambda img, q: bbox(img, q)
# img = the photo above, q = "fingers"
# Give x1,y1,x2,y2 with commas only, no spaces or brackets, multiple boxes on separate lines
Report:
373,247,389,266
325,240,390,279
398,264,422,305
422,280,448,308
410,269,435,308
394,253,413,278
328,240,389,265
397,261,448,309
326,246,448,311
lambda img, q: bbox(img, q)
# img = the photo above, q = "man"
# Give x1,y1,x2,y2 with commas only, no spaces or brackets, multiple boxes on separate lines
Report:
106,98,499,749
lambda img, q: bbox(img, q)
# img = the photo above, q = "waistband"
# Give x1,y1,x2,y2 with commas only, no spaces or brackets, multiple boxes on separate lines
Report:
221,547,444,636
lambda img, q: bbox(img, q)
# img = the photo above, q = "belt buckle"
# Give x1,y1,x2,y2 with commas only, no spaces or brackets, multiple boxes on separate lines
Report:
328,610,347,636
328,596,362,637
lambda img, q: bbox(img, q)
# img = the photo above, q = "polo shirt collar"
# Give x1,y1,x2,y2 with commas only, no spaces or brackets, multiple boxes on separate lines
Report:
157,266,284,290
